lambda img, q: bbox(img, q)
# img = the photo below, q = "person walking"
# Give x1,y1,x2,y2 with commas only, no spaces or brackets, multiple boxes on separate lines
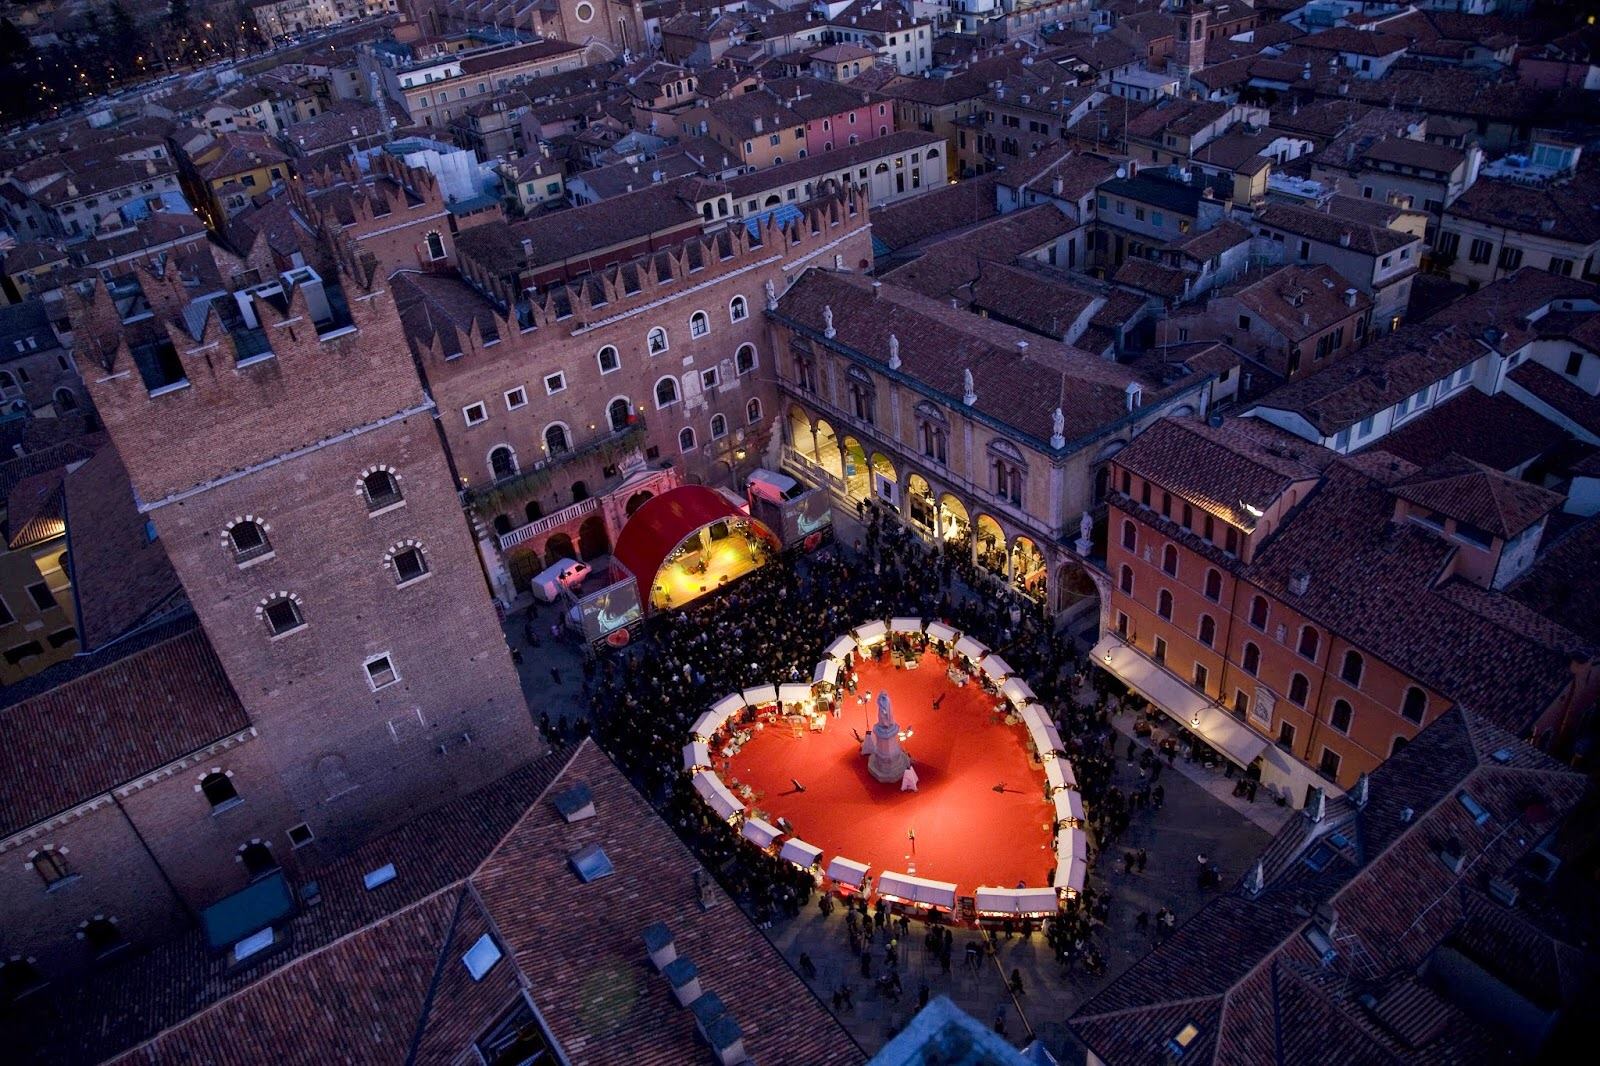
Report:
1123,851,1136,875
800,953,817,979
1136,847,1148,873
1009,968,1025,997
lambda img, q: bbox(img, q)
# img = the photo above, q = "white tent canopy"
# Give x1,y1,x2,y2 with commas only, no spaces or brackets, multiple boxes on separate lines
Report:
889,617,925,634
813,658,839,686
690,711,718,740
953,635,988,662
1058,826,1088,863
980,655,1015,682
682,741,709,771
825,635,856,660
1044,757,1067,794
1002,677,1036,708
711,693,746,719
1040,722,1065,754
742,684,779,707
779,838,823,868
827,856,869,887
741,817,783,848
853,620,888,645
925,621,958,643
975,887,1059,916
695,772,744,821
1053,854,1088,892
778,682,813,706
1053,790,1085,824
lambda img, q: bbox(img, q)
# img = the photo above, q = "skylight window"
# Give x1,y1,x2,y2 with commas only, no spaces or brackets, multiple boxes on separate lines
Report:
363,863,397,890
1166,1021,1201,1058
569,844,614,883
462,933,503,981
234,927,274,962
1458,792,1491,826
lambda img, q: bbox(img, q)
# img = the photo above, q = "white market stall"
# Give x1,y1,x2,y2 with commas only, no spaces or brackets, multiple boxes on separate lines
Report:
1040,721,1065,755
1001,677,1036,709
778,683,813,709
827,856,870,889
925,621,958,644
741,817,783,849
975,887,1060,917
1054,853,1088,894
853,620,888,647
889,617,925,635
980,655,1015,683
1053,790,1085,825
742,684,779,708
690,711,718,740
1043,757,1068,794
953,635,989,664
682,741,710,772
813,658,840,686
779,838,823,870
825,635,856,660
711,693,746,719
694,772,744,822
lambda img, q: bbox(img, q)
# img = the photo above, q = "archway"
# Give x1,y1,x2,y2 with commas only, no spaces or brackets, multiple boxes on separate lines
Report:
975,514,1007,579
626,491,654,516
906,473,935,534
841,436,870,502
937,494,970,551
578,514,610,560
870,452,898,509
544,532,576,566
240,842,277,879
1057,562,1100,617
812,418,843,480
787,404,815,457
1011,536,1047,603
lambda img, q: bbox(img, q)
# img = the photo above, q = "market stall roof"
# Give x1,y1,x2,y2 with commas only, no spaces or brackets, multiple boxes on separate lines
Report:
742,817,783,848
711,693,746,718
953,635,989,661
825,635,856,659
682,741,710,771
925,621,958,643
1044,758,1067,793
981,655,1015,682
778,682,812,705
975,887,1059,916
853,620,888,644
612,486,778,611
889,617,925,634
694,772,744,821
1093,635,1269,768
690,711,718,738
1053,854,1087,892
1002,677,1036,708
827,856,869,886
813,658,839,686
779,838,823,868
743,684,779,707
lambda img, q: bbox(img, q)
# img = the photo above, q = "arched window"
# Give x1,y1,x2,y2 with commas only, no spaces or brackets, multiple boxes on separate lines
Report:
1242,641,1261,676
32,848,70,886
0,370,14,390
489,446,517,479
261,595,304,637
1340,650,1364,687
493,514,513,536
597,344,620,374
361,469,402,510
654,376,679,408
1391,736,1409,756
227,519,271,562
425,231,445,260
679,426,697,453
994,459,1022,505
391,545,428,584
1119,565,1133,595
54,387,78,411
1121,520,1136,551
1161,544,1179,576
729,295,748,322
1248,595,1269,630
1401,686,1427,724
82,917,121,954
200,771,239,809
710,413,727,439
239,841,277,877
1297,626,1320,661
1330,699,1353,733
1203,568,1221,602
747,397,762,424
1157,589,1173,620
647,327,669,354
607,397,632,432
1198,614,1215,647
689,310,710,338
736,344,757,375
1288,673,1309,706
524,501,542,524
544,423,571,455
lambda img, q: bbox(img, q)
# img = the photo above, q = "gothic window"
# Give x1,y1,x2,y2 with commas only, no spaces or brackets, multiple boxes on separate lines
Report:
607,397,632,432
544,423,571,456
736,344,757,375
489,446,517,479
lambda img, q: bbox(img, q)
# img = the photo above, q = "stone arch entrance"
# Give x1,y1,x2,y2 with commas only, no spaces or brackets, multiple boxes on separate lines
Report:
812,418,843,480
841,436,870,502
906,473,935,532
1011,535,1047,603
1057,561,1101,620
626,490,654,516
974,514,1007,579
938,493,970,549
869,452,899,509
578,514,610,560
544,532,576,566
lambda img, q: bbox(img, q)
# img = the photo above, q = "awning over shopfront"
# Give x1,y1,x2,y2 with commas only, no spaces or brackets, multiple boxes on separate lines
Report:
1092,635,1270,769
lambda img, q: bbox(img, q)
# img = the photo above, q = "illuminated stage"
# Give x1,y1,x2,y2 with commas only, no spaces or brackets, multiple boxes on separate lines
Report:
650,526,773,611
613,486,780,614
720,654,1057,900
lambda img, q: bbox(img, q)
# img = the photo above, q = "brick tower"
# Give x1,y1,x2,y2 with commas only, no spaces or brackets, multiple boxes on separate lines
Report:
73,260,542,854
1170,1,1209,87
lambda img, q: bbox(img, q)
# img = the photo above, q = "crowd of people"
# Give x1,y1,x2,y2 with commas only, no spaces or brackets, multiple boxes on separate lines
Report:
558,501,1220,1015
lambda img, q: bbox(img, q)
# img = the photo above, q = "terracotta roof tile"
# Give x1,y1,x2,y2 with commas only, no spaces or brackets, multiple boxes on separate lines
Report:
1390,453,1561,538
1375,388,1569,471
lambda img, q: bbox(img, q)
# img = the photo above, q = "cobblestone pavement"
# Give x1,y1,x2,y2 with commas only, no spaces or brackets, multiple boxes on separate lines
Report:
765,726,1277,1058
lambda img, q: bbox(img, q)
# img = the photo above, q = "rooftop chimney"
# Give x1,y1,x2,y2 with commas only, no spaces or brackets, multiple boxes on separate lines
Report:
1288,569,1310,596
1344,288,1357,307
1338,231,1352,247
642,922,677,971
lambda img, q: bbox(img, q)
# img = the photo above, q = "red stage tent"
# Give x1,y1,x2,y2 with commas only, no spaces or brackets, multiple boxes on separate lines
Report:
612,486,778,611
